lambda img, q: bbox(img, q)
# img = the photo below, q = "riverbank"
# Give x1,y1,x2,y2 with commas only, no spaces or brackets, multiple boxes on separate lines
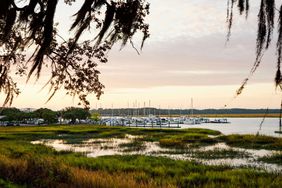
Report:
0,125,281,187
191,113,280,118
117,113,280,118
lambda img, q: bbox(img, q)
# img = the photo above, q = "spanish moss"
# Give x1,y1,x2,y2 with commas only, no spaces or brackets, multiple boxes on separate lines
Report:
227,0,281,97
276,4,282,89
0,0,150,107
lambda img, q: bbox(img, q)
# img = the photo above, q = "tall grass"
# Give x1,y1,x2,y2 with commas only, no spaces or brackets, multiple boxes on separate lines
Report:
258,152,282,165
0,153,171,188
0,151,281,188
219,134,282,150
0,126,281,187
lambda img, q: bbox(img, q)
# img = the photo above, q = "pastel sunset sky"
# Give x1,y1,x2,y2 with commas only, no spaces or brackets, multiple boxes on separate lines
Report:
3,0,281,110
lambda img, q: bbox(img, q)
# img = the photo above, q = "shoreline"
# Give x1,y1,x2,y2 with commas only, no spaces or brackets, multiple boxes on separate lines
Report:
164,114,281,118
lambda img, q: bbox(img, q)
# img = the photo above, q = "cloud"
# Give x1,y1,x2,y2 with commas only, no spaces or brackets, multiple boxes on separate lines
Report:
98,30,276,89
9,0,280,109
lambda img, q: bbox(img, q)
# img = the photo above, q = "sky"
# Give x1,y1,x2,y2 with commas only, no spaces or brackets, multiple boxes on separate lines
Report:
2,0,282,110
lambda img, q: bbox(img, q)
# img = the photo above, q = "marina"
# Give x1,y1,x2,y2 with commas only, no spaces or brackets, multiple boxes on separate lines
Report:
99,115,230,128
97,116,282,137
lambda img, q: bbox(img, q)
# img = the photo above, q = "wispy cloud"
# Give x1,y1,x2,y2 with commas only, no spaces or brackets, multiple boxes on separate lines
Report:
10,0,280,109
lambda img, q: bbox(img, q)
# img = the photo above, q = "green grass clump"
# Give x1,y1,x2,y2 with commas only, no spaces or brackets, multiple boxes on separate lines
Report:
219,134,282,150
119,140,146,152
182,133,217,145
258,152,282,165
0,154,72,187
158,148,250,159
0,125,221,146
0,178,22,188
178,169,281,188
181,128,221,136
159,138,184,148
190,149,250,159
159,133,218,149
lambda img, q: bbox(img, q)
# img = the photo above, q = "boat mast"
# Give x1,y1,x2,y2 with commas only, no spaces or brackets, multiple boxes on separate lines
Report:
191,98,194,117
143,102,146,117
149,100,151,115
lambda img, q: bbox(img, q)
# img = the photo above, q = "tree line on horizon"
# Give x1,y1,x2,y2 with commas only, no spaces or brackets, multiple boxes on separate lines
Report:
91,108,280,116
0,107,90,124
1,107,279,120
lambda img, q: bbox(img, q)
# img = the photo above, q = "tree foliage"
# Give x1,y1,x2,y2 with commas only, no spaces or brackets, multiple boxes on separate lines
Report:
0,107,57,123
91,112,101,122
33,108,57,123
0,0,149,108
227,0,282,95
61,107,90,123
0,107,22,121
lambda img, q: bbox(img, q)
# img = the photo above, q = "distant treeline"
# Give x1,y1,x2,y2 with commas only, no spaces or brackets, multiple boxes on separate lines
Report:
0,107,90,124
91,108,280,116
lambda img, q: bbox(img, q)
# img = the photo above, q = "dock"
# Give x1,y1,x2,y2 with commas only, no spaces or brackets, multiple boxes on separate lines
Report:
126,124,181,128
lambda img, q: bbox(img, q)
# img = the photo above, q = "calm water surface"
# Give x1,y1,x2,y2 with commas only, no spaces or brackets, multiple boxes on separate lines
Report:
32,137,282,172
31,118,282,172
182,118,282,137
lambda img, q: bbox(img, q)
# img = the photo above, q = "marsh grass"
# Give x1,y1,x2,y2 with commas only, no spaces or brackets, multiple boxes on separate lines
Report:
190,149,250,159
0,153,169,188
159,133,218,149
177,169,281,188
159,138,185,148
219,134,282,150
0,178,22,188
119,139,146,152
157,148,250,160
0,125,281,187
0,148,281,188
0,125,221,144
258,152,282,165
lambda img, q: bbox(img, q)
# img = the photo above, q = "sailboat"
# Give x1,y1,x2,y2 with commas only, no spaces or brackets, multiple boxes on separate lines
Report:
183,98,201,125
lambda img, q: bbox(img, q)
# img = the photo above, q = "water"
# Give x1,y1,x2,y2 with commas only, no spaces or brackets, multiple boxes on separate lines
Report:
32,136,282,172
31,118,282,171
181,118,281,137
104,117,281,136
31,136,167,158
